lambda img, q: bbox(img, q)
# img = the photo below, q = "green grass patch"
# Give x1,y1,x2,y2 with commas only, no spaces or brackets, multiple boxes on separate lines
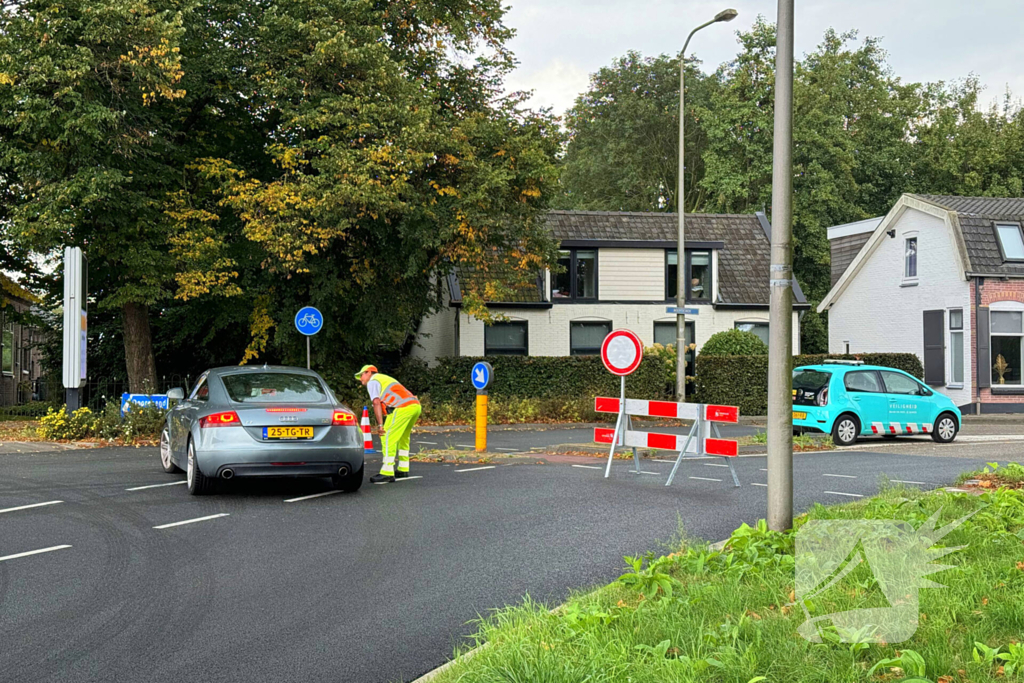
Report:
429,478,1024,683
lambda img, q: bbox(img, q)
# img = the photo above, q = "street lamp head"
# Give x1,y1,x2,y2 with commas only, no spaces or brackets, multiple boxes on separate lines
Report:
715,8,739,22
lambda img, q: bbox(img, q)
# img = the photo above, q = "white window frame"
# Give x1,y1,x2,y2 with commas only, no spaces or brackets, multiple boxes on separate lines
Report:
948,308,964,388
902,232,919,286
994,223,1024,263
990,301,1024,387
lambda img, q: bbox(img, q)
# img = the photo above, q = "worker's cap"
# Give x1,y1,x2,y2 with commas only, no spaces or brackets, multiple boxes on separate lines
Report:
354,364,377,379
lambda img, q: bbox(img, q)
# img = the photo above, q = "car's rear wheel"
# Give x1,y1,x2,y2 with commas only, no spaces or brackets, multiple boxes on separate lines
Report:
160,427,181,473
186,438,216,495
831,413,860,447
332,463,364,493
932,413,959,443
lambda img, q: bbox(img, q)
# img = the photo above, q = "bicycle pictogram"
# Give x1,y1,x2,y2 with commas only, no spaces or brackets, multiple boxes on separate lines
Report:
297,313,321,329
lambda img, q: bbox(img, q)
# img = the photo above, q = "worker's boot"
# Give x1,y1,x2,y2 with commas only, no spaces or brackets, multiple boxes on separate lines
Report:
394,471,409,479
370,473,395,484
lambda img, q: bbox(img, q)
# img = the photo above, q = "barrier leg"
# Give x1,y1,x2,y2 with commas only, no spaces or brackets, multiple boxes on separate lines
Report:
604,376,626,478
712,423,741,488
665,420,698,487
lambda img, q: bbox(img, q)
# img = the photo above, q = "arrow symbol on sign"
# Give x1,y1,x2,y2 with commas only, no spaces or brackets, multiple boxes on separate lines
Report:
474,368,486,384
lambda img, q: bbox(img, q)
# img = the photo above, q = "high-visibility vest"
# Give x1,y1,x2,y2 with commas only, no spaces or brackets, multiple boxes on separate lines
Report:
370,373,420,409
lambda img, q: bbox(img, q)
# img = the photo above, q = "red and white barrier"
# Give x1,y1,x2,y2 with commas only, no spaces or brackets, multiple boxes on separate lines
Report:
594,427,738,457
594,397,739,424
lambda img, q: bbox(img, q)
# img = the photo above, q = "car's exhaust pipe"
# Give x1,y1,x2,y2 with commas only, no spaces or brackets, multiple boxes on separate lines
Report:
221,468,234,480
337,466,349,477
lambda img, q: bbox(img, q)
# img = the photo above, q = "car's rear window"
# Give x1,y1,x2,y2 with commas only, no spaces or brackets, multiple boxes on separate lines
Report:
792,369,831,406
221,373,328,404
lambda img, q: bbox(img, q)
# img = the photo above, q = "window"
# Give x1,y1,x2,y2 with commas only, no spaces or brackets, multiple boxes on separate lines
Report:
995,223,1024,261
189,375,210,402
654,321,695,379
904,237,918,279
792,369,831,406
666,250,713,301
222,372,328,403
552,249,597,301
485,321,528,356
570,321,611,355
735,321,769,346
844,371,883,393
949,309,964,385
1,321,12,375
991,310,1023,385
880,370,926,396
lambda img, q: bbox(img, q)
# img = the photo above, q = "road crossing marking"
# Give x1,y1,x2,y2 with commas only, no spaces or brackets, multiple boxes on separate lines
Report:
823,473,856,479
153,513,230,529
572,464,603,470
125,481,186,491
824,491,863,498
0,500,63,515
0,545,72,563
284,490,341,503
455,466,495,473
689,476,722,482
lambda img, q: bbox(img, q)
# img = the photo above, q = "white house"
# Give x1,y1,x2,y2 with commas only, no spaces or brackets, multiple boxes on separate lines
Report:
820,194,1024,413
412,210,807,373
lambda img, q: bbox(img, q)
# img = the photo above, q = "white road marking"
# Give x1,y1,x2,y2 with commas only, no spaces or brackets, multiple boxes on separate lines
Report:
0,500,63,515
416,441,438,445
628,470,660,475
284,490,341,503
396,476,423,481
703,463,729,468
824,491,863,498
494,448,519,452
125,481,186,491
651,458,676,463
751,482,768,487
572,464,603,470
891,479,927,486
760,468,768,472
690,476,722,482
0,545,72,563
153,513,230,529
823,473,857,479
454,445,475,449
455,466,496,473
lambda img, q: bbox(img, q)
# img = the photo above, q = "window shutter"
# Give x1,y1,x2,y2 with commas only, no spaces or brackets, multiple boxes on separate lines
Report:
923,310,945,385
977,307,991,389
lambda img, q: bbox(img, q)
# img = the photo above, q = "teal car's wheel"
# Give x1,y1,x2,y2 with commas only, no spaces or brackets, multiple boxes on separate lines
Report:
931,413,958,443
831,413,860,447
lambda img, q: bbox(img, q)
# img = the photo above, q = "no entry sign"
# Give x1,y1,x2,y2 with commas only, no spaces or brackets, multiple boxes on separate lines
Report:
600,329,643,376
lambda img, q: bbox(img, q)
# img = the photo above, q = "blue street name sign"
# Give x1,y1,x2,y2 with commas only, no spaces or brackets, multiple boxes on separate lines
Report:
665,306,699,315
471,361,493,391
120,393,170,417
294,306,324,336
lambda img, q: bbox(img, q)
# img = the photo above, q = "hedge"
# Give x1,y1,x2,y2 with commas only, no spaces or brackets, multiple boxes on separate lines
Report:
694,353,924,416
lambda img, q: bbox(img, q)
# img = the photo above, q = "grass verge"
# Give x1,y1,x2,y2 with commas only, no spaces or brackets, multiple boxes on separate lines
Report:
427,475,1024,683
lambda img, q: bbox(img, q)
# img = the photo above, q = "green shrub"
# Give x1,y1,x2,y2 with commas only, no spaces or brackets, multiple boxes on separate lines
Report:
700,329,768,356
695,352,924,415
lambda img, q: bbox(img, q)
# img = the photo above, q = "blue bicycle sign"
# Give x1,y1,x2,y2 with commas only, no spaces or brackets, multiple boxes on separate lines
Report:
294,307,323,336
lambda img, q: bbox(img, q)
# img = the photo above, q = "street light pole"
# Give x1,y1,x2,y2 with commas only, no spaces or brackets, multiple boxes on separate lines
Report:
767,0,795,531
676,8,738,401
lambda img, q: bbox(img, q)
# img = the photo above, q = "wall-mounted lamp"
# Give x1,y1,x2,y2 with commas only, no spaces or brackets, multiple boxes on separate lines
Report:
886,229,896,239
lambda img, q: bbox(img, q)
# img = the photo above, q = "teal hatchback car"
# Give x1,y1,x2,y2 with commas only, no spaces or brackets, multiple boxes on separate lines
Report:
791,360,961,447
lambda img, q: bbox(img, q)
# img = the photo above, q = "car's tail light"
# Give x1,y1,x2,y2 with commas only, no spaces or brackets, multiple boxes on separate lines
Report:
816,388,829,407
200,411,241,428
332,410,356,425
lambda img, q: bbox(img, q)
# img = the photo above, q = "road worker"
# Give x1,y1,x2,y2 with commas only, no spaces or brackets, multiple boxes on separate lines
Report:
355,364,422,484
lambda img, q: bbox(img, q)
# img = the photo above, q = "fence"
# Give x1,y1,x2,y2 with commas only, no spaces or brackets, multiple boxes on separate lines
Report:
0,374,194,420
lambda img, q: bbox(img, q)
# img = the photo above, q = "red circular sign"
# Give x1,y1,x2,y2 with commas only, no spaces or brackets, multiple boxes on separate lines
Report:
600,329,644,376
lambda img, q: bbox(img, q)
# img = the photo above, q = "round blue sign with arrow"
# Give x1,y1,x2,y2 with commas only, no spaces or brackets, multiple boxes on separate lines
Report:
471,361,493,391
294,306,323,336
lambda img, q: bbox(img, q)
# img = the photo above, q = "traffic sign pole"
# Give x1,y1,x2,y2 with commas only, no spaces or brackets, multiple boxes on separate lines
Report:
306,336,310,369
470,361,493,452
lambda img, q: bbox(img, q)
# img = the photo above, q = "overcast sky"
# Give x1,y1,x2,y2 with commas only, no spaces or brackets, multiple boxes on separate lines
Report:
501,0,1024,116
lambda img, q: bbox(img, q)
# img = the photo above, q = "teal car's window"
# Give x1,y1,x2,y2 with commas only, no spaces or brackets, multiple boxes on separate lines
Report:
844,371,882,393
222,373,328,403
879,371,925,396
793,369,831,406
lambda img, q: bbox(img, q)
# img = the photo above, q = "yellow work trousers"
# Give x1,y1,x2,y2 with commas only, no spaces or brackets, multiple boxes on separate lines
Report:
381,403,421,476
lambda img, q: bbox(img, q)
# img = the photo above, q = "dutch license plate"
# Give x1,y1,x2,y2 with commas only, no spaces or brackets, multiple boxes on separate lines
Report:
263,426,313,440
792,411,807,420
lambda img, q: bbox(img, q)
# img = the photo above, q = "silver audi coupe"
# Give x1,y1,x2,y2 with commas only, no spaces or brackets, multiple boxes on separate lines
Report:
159,366,364,495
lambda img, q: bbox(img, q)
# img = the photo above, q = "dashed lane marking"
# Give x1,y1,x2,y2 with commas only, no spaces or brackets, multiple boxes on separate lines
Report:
703,463,729,468
628,470,660,475
455,466,496,473
824,491,863,498
125,481,186,491
396,476,423,481
891,479,927,485
153,513,230,529
572,464,603,470
651,459,676,463
0,545,72,563
284,490,341,503
416,441,438,445
494,448,519,452
751,482,767,487
689,476,722,482
454,445,475,449
0,500,63,515
823,473,856,479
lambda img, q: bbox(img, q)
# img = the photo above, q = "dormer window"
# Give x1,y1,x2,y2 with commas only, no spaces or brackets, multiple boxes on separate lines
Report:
666,249,713,302
995,223,1024,261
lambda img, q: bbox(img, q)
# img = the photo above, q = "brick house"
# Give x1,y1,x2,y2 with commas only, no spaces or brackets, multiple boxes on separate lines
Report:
820,194,1024,413
412,210,808,370
0,273,45,407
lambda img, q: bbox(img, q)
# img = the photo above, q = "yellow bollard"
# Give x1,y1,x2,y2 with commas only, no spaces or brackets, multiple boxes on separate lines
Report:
475,393,488,451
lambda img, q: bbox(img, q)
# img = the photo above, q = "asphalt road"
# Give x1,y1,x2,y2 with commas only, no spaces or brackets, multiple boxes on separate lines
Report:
0,442,1000,683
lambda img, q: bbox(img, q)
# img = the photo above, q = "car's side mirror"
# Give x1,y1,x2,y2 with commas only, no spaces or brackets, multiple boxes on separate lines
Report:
166,387,185,400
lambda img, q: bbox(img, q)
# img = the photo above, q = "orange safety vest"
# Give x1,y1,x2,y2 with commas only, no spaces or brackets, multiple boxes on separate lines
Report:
370,373,420,409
